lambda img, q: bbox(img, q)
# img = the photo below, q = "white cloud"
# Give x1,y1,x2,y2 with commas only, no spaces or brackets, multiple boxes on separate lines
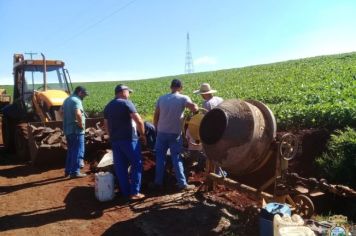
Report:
194,56,217,66
69,71,158,83
0,70,175,85
0,76,12,85
266,26,356,65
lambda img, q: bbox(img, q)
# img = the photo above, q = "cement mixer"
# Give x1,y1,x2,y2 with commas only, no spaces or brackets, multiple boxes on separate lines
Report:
189,99,316,218
199,99,277,176
185,99,356,218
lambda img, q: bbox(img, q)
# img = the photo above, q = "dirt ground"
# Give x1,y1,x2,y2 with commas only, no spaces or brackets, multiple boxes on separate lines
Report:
0,116,259,236
0,152,260,236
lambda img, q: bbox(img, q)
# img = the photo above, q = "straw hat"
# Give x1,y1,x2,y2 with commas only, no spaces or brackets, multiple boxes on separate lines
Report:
193,83,217,95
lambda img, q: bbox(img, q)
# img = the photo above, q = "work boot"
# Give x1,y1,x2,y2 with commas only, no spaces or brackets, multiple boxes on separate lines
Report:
179,184,195,191
129,193,146,201
70,172,87,178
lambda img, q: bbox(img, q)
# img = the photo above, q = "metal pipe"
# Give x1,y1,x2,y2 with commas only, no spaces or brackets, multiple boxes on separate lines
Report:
40,53,47,91
208,173,274,200
64,69,73,93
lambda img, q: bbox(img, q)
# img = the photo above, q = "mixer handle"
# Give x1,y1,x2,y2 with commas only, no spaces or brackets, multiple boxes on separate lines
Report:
194,107,208,114
279,133,299,160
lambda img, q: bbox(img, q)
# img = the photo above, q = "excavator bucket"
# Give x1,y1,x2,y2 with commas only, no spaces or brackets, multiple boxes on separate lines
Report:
27,118,108,166
28,120,65,166
84,118,110,156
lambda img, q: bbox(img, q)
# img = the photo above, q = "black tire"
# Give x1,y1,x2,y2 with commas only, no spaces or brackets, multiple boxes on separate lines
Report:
2,116,15,153
14,123,30,161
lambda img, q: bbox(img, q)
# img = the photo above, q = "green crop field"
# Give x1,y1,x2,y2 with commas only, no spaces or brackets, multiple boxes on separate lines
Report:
81,52,356,130
2,52,356,130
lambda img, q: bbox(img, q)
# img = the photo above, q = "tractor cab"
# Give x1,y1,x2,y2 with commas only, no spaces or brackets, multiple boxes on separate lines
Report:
2,53,108,165
8,53,73,122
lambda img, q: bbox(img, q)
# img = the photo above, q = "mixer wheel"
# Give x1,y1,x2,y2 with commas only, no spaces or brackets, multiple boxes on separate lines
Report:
293,194,314,218
279,133,298,160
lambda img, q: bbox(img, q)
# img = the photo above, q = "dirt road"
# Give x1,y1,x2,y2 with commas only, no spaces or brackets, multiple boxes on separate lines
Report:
0,155,259,236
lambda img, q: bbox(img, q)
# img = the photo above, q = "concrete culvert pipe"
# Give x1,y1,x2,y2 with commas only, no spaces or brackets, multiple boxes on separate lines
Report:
199,99,277,176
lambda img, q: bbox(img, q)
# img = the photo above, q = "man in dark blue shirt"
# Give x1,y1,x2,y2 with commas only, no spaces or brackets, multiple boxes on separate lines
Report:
104,84,146,200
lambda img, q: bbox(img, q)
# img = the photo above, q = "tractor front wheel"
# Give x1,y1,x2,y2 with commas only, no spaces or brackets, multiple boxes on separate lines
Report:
1,116,15,153
15,123,30,161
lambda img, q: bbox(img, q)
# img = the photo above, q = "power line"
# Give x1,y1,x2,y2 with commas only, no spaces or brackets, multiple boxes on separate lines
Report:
48,0,139,51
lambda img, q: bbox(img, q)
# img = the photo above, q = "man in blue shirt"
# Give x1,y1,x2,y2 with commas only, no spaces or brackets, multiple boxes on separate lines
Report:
63,86,88,178
104,84,146,200
153,79,198,191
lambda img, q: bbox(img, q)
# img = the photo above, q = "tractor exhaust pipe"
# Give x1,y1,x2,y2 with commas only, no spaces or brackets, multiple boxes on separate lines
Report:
40,53,47,91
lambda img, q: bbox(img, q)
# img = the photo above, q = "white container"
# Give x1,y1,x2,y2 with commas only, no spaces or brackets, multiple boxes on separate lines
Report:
95,172,115,202
274,214,305,236
278,226,315,236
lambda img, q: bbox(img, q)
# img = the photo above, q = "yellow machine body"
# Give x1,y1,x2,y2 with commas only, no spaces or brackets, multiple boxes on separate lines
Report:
35,90,69,107
187,113,204,142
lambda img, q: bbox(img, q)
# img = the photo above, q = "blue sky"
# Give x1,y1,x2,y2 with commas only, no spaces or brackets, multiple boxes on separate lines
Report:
1,0,356,84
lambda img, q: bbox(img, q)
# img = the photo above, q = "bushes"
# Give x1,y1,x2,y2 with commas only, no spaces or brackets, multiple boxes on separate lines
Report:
316,127,356,188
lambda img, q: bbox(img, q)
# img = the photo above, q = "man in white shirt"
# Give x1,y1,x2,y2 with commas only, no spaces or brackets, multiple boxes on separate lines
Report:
193,83,223,112
193,83,226,176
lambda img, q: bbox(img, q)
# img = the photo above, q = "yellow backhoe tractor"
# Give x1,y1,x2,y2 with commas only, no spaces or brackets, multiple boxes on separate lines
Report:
1,53,106,165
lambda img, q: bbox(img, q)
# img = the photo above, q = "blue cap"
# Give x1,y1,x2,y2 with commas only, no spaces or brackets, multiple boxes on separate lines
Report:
115,84,133,94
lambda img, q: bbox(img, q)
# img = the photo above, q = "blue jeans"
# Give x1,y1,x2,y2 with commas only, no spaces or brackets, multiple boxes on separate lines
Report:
112,139,142,197
154,132,187,188
79,134,85,167
65,133,83,175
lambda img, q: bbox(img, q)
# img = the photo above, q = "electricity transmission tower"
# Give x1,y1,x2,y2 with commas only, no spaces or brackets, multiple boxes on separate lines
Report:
185,33,194,74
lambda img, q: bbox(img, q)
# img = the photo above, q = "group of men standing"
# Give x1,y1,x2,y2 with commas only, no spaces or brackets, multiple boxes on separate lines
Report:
62,79,223,201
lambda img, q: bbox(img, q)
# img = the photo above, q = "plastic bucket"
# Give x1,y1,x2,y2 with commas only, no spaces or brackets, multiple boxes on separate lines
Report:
278,226,315,236
259,202,291,236
274,214,304,236
95,172,115,202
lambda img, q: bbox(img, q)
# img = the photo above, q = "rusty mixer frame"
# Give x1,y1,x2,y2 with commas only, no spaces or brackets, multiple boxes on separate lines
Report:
204,132,316,218
189,99,354,218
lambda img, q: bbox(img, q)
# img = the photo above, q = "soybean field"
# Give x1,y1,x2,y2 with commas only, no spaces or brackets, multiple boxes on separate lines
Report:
83,52,356,130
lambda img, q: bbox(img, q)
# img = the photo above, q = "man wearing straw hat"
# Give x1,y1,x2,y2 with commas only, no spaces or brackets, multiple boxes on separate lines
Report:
193,83,223,112
192,83,225,175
